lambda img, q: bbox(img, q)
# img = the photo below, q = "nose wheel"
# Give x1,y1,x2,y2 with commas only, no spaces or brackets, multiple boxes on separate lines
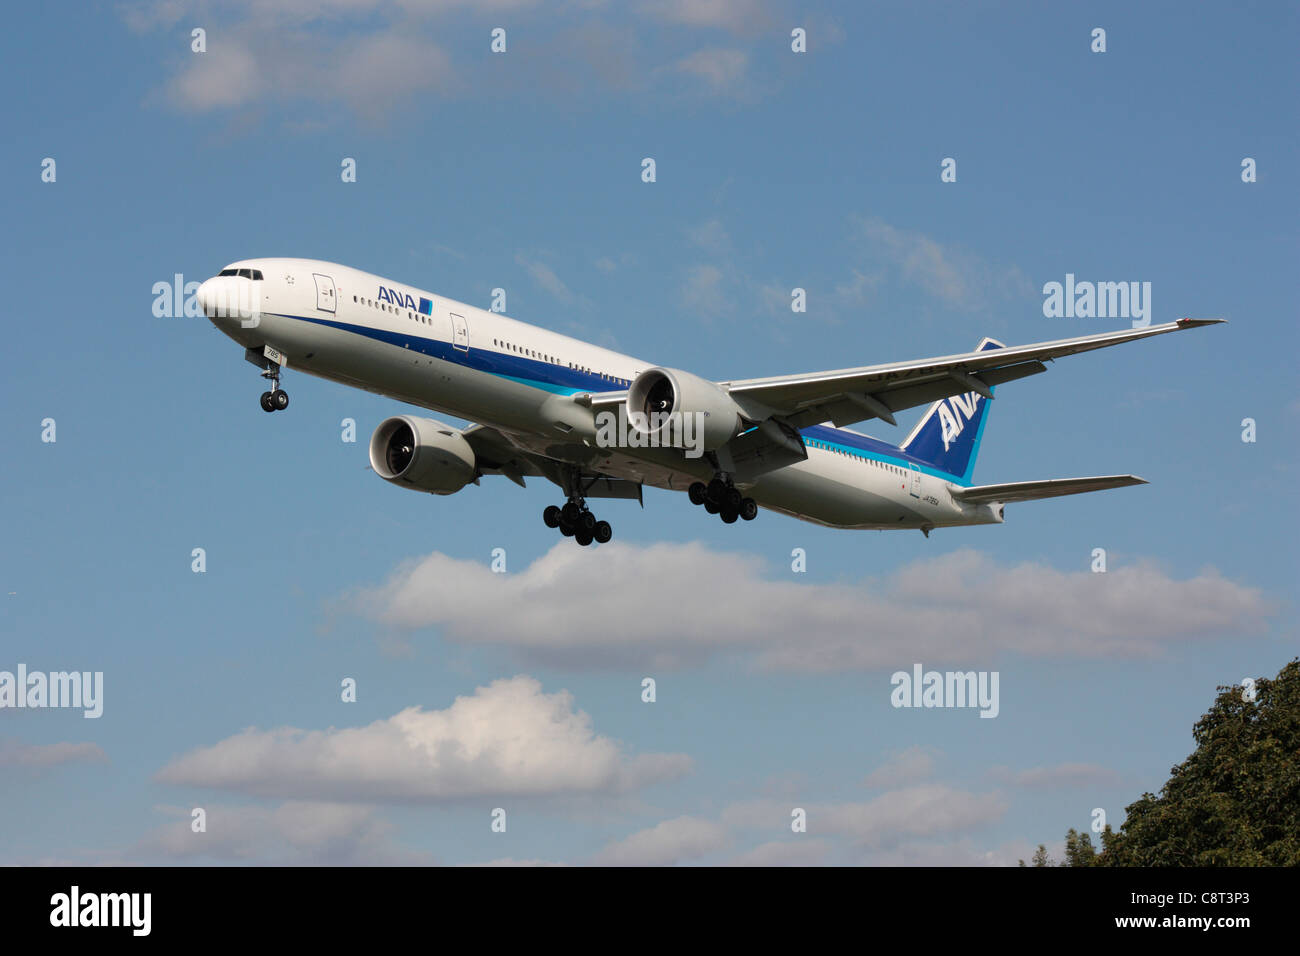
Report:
543,499,612,546
688,478,757,524
260,389,289,412
258,365,289,413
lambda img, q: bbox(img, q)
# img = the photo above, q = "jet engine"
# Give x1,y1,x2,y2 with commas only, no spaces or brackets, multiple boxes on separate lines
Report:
368,416,477,495
625,367,746,452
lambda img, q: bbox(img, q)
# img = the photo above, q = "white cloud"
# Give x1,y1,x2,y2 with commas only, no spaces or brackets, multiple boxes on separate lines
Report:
819,785,1008,847
590,815,730,866
343,542,1274,671
856,836,1040,867
155,23,454,118
680,264,729,316
686,218,733,255
136,801,427,865
0,738,107,768
863,746,938,789
988,762,1122,791
125,0,781,121
723,784,1008,849
639,0,772,34
156,676,691,802
728,839,832,866
516,254,574,303
851,216,1031,309
465,857,568,867
670,48,750,95
833,268,881,307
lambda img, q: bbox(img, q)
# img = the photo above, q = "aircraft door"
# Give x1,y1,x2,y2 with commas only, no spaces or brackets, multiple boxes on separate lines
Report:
313,273,336,313
909,462,922,498
449,312,469,352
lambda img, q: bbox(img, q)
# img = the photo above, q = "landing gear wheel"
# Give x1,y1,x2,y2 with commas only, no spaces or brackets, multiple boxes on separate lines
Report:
688,482,708,506
575,529,594,546
740,497,758,521
260,391,275,412
559,520,575,537
721,508,739,524
273,389,289,410
562,502,581,524
704,499,719,515
706,477,727,504
594,520,612,544
579,511,597,533
543,505,562,528
725,486,743,511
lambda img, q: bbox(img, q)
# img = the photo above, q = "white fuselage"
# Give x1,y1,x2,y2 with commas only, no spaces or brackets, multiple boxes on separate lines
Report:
199,258,1001,531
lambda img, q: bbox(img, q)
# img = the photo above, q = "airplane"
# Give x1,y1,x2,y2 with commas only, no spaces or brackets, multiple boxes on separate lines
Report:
195,258,1222,546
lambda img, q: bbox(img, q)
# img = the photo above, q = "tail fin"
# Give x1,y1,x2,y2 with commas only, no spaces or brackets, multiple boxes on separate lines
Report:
901,337,1002,483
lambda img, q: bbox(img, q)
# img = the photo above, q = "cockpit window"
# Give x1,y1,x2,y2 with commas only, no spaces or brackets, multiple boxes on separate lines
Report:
218,268,238,277
237,268,252,278
251,269,263,280
218,268,263,279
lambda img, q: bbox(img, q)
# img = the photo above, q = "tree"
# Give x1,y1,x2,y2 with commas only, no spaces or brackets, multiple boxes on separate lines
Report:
1079,659,1298,866
1017,844,1054,867
1063,828,1097,866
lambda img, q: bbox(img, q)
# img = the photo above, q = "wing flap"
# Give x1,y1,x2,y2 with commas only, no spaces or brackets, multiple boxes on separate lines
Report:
952,475,1148,505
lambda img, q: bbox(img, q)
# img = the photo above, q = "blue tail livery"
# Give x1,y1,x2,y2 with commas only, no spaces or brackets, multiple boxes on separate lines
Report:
900,338,1002,484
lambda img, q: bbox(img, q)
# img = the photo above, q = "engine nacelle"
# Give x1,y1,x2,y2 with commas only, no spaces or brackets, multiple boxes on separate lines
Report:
626,367,746,452
369,416,476,495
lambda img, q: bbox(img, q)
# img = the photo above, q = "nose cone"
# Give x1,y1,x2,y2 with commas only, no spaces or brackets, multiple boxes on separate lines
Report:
196,274,259,329
196,278,218,317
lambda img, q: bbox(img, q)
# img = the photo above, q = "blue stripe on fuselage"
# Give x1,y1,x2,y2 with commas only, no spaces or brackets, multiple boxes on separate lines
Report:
799,424,970,485
286,312,614,396
273,312,963,484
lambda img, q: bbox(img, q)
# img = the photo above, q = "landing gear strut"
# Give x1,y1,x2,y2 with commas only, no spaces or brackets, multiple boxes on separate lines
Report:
688,476,757,524
258,364,289,413
544,496,612,546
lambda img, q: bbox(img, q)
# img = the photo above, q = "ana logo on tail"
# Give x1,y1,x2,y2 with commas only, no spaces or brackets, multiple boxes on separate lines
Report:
938,391,983,451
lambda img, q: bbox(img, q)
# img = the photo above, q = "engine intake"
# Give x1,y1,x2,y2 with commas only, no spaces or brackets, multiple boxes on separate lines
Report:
626,367,746,452
368,416,477,495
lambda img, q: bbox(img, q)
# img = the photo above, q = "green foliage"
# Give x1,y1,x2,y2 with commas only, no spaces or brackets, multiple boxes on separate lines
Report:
1063,828,1097,866
1018,844,1054,867
1086,659,1299,866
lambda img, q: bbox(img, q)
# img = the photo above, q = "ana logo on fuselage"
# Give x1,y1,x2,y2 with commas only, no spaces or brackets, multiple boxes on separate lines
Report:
377,286,418,311
937,391,981,451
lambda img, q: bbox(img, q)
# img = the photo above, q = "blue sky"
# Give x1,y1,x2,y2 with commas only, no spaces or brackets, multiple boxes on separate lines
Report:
1,0,1295,865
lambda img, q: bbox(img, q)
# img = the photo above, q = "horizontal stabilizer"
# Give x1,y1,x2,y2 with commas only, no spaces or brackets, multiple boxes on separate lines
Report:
952,474,1147,505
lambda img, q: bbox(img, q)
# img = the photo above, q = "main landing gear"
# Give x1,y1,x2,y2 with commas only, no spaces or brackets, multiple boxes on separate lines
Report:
258,364,289,413
688,477,758,524
543,498,613,547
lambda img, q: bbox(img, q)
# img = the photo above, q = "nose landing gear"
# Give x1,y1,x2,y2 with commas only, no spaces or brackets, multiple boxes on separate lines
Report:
258,364,289,413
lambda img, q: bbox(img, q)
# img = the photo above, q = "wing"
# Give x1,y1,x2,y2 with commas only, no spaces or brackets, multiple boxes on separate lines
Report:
586,319,1220,430
952,475,1147,505
461,424,645,500
460,424,545,487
